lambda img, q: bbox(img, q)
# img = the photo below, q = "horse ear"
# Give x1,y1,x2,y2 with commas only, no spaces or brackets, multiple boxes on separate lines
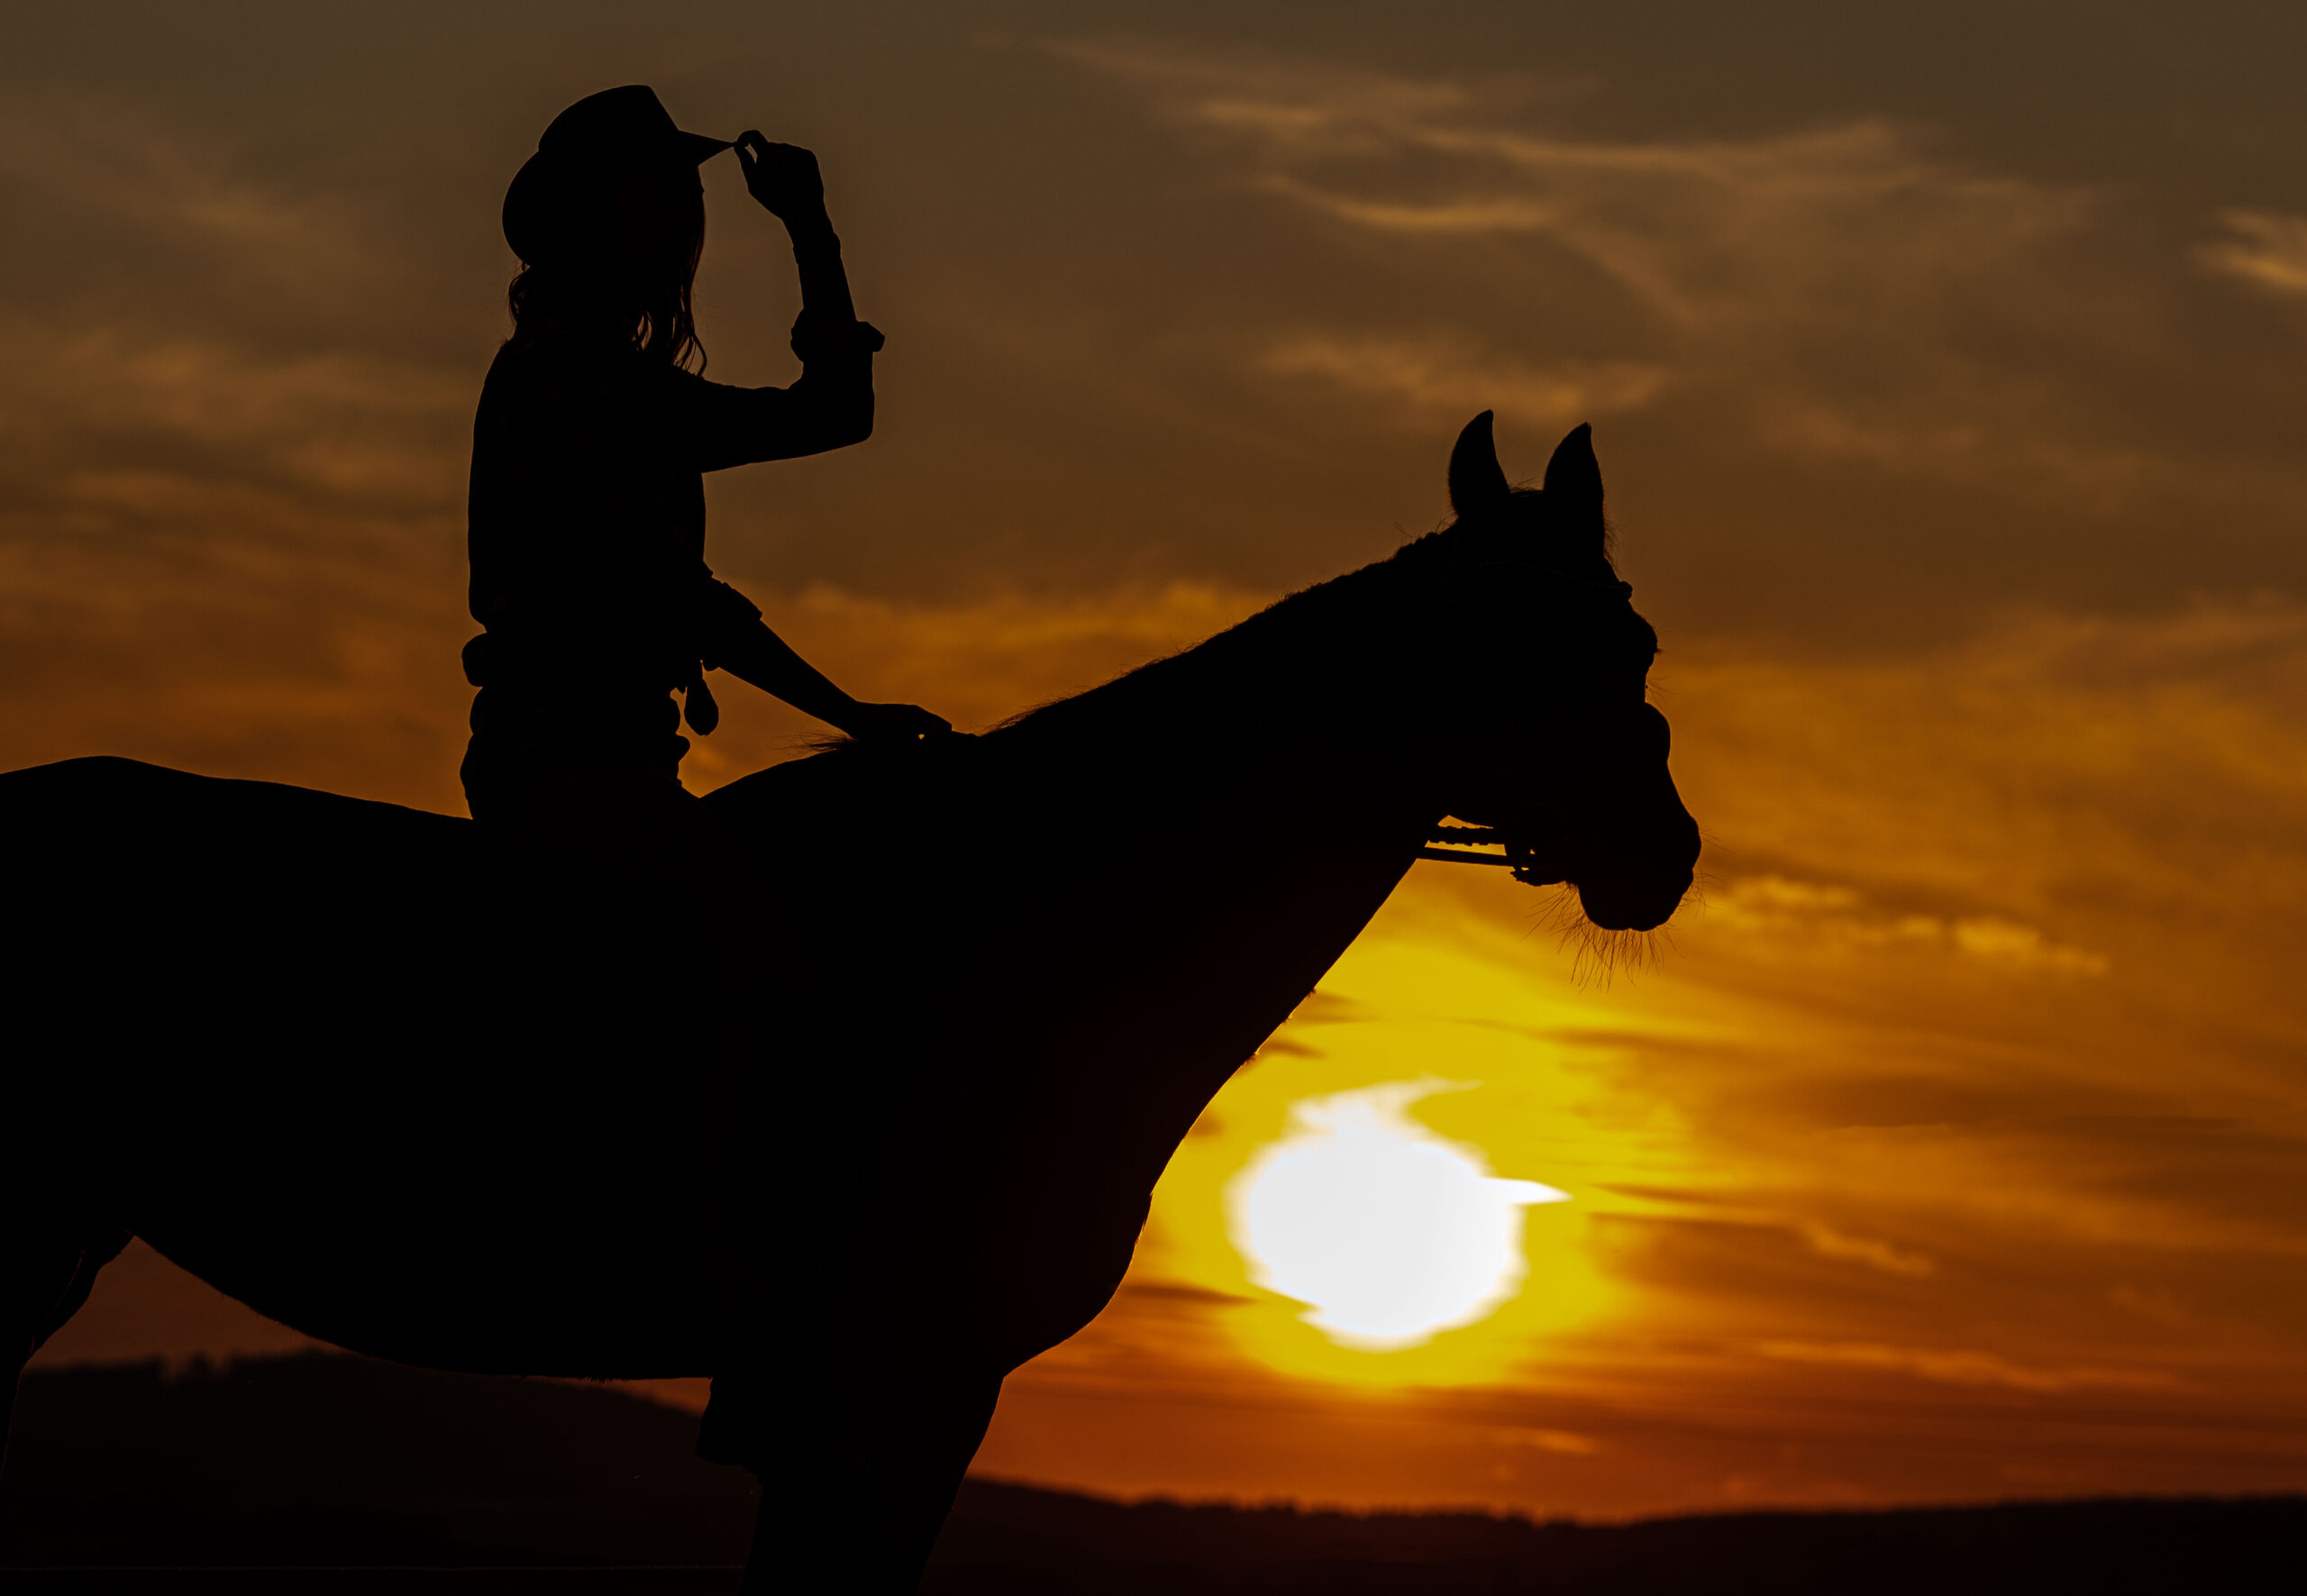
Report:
1542,423,1603,541
1447,411,1510,519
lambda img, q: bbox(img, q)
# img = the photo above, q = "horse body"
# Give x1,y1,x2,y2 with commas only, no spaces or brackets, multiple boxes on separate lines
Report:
8,758,716,1373
2,416,1701,1591
5,735,1412,1381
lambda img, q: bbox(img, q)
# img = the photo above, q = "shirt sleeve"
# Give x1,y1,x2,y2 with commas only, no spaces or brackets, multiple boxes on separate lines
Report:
670,328,876,473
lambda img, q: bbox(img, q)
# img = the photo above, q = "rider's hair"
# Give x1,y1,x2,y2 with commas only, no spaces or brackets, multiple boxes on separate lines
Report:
506,163,706,371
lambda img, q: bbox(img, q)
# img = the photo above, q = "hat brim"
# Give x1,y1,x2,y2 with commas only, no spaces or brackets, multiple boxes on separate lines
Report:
676,131,734,163
503,131,733,263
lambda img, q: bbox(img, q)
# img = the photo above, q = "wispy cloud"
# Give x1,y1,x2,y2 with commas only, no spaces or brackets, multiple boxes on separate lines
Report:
0,93,467,553
0,92,394,303
1755,1339,2175,1393
1665,599,2307,939
1702,876,2109,978
1798,1222,1937,1278
1050,38,2199,499
2197,209,2307,296
0,324,466,520
1051,40,2095,326
1254,333,1665,433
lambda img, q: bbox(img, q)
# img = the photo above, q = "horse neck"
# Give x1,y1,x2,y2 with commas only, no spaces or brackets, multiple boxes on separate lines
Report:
971,543,1457,1110
989,536,1454,834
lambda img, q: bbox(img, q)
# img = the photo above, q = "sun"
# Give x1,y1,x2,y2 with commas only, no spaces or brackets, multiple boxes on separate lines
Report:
1135,922,1634,1389
1226,1081,1570,1351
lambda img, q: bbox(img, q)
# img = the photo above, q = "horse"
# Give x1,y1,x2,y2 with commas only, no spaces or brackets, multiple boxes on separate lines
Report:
0,414,1700,1592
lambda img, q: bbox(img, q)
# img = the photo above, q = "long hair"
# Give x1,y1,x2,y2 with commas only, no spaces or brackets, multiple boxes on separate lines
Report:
506,164,706,370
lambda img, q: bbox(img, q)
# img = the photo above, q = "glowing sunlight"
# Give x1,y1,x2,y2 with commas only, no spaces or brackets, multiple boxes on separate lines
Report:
1229,1081,1570,1350
1133,905,1644,1391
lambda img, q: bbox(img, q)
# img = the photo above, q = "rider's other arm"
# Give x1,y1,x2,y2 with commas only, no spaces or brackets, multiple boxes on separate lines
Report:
685,134,944,743
707,618,950,743
678,134,882,470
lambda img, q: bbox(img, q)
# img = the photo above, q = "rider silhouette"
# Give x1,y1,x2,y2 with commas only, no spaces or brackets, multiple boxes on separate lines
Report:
466,84,944,809
461,85,944,1475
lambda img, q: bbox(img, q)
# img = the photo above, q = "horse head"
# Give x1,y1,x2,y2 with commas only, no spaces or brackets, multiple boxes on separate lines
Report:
1430,411,1701,934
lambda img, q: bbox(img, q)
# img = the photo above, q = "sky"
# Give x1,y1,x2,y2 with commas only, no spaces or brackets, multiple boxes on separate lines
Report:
13,0,2307,1521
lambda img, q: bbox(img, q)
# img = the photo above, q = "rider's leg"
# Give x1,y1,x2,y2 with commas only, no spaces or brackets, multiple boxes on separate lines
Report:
462,745,997,1583
462,744,799,1476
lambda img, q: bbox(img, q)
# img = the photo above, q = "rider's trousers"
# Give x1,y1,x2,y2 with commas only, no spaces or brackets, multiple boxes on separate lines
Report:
461,736,796,1474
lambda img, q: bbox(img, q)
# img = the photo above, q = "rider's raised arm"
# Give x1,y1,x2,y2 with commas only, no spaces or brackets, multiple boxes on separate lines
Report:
679,134,883,471
675,133,944,743
672,328,877,469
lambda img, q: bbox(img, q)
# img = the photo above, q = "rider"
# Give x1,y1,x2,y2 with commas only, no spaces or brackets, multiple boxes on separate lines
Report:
463,85,944,1473
467,84,944,824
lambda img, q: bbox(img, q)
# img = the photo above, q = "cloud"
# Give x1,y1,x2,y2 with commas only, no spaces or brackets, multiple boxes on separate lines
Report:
0,94,479,806
1255,333,1667,433
0,326,470,810
0,324,467,521
1053,39,2096,330
0,90,476,650
1251,117,2086,337
2197,210,2307,296
1050,38,2230,506
1660,598,2307,950
0,92,395,308
1797,1222,1937,1279
1490,1425,1600,1455
0,95,467,534
1755,1339,2174,1394
1701,876,2109,977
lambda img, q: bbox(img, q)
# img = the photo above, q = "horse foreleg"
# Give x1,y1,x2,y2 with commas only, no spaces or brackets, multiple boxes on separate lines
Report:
0,1220,127,1480
738,1363,1003,1595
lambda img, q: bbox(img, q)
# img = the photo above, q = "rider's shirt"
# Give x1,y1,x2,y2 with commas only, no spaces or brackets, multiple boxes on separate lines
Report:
463,325,866,777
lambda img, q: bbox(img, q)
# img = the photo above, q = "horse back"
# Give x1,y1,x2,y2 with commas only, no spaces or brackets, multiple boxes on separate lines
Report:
3,756,712,1374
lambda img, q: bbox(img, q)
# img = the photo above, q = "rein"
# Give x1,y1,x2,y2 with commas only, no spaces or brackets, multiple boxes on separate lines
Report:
1418,822,1515,868
1417,530,1635,880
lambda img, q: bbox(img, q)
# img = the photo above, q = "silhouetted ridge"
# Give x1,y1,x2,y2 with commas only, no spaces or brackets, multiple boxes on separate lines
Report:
5,1356,2299,1593
3,1355,751,1569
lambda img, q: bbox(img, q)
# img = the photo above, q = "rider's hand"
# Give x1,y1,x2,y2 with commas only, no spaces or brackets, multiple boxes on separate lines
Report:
735,132,828,229
839,702,953,743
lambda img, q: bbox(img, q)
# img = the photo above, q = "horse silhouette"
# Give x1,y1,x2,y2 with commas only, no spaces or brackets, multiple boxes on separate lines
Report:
0,415,1699,1593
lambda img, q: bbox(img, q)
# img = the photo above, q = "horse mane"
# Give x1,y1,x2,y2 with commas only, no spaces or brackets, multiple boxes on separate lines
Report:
980,479,1623,752
985,529,1462,752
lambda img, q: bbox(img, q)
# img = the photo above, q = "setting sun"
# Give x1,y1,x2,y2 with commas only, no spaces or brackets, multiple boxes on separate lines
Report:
1228,1081,1570,1350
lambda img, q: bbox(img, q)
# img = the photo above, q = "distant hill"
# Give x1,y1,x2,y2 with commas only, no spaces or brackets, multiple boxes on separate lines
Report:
5,1354,2302,1593
4,1354,753,1573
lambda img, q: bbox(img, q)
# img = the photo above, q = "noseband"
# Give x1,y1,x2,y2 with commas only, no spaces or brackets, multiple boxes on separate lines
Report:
1420,531,1637,878
1418,820,1518,867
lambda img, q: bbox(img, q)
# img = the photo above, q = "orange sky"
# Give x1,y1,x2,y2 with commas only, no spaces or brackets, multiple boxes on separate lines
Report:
14,1,2307,1520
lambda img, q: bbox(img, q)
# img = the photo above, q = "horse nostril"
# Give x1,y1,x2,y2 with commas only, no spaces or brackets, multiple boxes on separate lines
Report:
1577,868,1693,933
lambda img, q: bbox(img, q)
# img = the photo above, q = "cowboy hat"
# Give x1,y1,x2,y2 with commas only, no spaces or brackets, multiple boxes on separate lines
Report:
502,85,731,264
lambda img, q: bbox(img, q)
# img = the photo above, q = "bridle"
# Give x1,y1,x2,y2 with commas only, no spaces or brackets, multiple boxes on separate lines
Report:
1418,820,1518,868
1418,523,1637,880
